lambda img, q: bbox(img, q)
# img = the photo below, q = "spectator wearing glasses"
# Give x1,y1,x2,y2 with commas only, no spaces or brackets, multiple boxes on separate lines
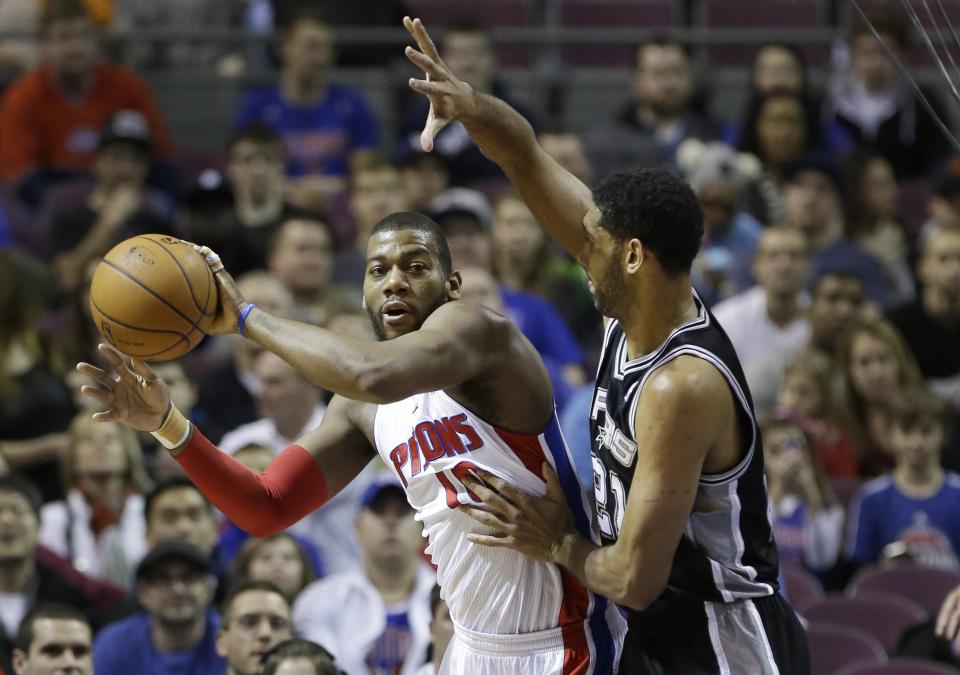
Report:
92,540,225,674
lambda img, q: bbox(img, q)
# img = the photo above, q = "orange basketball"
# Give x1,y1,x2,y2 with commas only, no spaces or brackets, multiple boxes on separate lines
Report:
89,235,217,361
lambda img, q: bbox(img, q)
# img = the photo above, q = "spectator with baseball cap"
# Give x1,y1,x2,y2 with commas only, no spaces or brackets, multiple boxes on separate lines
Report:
92,540,225,675
41,109,175,290
292,477,433,675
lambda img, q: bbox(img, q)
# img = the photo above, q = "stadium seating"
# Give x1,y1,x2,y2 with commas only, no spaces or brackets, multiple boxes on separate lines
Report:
807,622,886,675
802,592,929,655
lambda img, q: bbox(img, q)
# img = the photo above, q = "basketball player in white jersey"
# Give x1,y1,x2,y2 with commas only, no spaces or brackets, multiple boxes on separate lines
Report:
76,211,623,674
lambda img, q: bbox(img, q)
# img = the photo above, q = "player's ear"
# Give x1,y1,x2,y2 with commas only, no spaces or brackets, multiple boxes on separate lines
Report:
625,238,646,275
447,270,463,300
361,296,368,311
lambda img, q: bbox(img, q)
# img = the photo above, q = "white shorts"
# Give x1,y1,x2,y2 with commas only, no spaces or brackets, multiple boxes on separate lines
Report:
439,621,589,675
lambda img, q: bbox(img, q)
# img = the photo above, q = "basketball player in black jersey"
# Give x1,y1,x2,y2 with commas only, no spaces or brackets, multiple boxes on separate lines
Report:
404,17,809,674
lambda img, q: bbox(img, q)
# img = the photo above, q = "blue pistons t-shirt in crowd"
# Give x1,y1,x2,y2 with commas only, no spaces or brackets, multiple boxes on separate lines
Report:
236,84,379,178
365,601,413,675
846,473,960,569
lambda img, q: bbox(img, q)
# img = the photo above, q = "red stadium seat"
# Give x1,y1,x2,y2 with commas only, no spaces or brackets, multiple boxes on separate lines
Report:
404,0,532,67
835,657,960,675
802,592,928,655
807,622,886,675
781,563,825,613
698,0,828,67
847,565,960,617
559,0,678,67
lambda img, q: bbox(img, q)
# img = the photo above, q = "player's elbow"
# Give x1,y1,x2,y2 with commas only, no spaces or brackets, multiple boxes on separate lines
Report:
615,570,668,611
353,363,415,404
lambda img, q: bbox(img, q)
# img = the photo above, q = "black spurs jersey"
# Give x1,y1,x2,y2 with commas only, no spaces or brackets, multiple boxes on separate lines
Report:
590,292,780,630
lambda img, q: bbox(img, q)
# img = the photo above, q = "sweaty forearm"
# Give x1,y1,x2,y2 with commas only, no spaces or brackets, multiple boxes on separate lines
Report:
554,533,660,611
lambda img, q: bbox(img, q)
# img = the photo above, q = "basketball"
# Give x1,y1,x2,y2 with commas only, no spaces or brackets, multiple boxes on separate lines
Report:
89,234,217,361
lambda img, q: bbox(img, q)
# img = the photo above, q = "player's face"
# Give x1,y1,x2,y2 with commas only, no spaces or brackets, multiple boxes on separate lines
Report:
13,618,92,675
363,230,459,341
0,491,38,563
217,590,292,675
579,207,627,317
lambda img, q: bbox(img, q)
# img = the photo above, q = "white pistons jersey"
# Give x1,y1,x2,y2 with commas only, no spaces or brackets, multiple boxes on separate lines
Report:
374,389,619,673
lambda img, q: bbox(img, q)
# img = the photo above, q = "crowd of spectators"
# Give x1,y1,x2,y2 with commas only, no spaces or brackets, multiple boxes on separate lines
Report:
2,0,960,672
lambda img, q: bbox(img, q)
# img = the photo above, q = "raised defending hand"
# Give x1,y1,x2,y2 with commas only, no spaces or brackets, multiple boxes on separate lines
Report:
403,16,477,152
193,244,247,335
76,344,171,432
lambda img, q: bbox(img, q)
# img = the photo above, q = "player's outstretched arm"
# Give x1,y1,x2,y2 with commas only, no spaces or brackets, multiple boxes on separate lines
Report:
242,300,514,404
403,17,592,258
77,344,375,536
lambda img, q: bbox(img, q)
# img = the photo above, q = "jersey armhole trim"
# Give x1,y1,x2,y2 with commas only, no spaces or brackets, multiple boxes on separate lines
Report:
624,346,758,486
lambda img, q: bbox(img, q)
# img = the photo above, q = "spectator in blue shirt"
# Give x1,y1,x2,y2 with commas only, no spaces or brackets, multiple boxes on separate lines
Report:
93,541,226,675
847,388,960,570
235,7,379,212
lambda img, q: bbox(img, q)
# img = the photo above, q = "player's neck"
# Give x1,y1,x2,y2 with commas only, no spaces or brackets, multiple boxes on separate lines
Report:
620,279,697,359
364,556,417,604
0,555,32,593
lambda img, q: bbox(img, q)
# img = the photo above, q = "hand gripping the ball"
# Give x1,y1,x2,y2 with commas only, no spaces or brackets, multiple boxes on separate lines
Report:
76,344,172,432
192,244,248,335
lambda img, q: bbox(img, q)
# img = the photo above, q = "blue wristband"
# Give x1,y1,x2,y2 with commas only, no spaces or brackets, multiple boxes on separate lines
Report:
237,303,257,337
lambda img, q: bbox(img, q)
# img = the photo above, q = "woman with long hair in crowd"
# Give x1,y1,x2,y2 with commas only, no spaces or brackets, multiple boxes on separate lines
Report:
38,413,151,583
836,316,925,475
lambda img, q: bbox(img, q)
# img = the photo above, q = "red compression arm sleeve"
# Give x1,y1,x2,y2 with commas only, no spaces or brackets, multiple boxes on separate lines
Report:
174,429,329,537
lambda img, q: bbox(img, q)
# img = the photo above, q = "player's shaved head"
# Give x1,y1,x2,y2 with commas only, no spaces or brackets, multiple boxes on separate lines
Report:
369,212,452,276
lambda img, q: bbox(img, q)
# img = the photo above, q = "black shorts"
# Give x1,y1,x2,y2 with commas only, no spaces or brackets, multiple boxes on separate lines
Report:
618,593,810,674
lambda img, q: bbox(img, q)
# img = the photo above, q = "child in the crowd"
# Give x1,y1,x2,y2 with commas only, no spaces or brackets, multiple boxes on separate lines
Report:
776,351,859,477
846,387,960,570
763,416,845,573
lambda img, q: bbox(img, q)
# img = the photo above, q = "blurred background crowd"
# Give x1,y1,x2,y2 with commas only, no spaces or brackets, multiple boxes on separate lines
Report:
2,0,960,674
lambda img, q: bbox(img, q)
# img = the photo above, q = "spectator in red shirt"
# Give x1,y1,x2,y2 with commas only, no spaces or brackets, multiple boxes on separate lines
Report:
0,0,173,208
